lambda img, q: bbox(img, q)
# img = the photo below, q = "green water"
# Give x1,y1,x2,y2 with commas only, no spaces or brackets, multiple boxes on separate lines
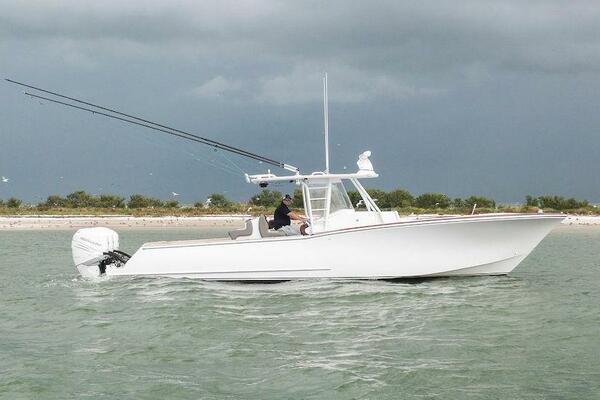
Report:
1,226,599,399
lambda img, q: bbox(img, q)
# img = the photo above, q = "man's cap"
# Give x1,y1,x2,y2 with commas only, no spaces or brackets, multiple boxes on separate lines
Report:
283,194,293,201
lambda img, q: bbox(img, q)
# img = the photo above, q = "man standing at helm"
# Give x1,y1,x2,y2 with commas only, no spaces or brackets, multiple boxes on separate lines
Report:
273,194,308,235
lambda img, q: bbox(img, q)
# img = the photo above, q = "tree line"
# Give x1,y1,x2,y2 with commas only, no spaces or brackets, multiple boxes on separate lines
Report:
0,189,595,212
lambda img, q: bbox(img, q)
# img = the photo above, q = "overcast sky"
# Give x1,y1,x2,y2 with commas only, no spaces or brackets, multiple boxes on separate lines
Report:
2,0,600,203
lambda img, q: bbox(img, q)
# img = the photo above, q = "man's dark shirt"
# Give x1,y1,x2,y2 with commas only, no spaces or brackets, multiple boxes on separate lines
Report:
273,202,291,229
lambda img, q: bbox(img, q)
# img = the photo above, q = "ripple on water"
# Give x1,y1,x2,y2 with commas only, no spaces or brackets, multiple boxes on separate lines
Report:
1,228,600,399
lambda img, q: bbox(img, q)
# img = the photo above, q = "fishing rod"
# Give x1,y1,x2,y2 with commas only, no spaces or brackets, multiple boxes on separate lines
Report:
22,91,279,163
5,79,299,172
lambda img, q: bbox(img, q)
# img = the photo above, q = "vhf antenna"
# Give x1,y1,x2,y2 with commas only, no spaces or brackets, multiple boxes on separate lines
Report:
323,73,330,174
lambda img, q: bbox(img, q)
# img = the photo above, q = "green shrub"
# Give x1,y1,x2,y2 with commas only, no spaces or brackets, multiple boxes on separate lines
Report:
366,189,389,208
347,191,361,207
415,192,450,209
292,189,304,208
6,197,22,208
464,195,496,209
65,191,98,208
128,194,164,208
98,194,126,208
207,193,232,208
45,195,67,207
164,200,179,208
250,190,282,207
525,195,588,210
386,189,414,208
345,188,414,209
452,198,465,208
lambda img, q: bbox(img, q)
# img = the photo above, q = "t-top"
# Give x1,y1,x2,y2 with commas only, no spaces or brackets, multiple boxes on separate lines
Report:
273,202,291,230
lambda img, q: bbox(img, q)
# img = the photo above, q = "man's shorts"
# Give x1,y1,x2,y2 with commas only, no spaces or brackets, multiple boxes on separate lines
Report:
277,225,299,236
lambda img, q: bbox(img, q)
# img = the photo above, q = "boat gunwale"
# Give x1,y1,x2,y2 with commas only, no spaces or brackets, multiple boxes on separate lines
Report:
139,213,566,250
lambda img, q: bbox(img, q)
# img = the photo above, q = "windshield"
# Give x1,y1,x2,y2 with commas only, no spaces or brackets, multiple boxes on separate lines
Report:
306,180,353,220
330,182,353,213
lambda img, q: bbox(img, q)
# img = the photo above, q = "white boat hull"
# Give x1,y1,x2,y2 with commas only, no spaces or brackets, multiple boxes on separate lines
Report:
98,214,563,280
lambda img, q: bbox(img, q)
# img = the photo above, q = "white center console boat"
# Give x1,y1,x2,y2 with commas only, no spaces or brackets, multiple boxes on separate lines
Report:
71,152,564,280
4,76,564,281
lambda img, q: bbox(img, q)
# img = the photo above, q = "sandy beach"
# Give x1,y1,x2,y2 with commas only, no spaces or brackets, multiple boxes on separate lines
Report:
0,214,598,230
0,215,250,230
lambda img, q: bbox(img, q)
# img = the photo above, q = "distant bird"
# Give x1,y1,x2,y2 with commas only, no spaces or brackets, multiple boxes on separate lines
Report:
247,207,253,212
1,176,9,183
171,192,179,197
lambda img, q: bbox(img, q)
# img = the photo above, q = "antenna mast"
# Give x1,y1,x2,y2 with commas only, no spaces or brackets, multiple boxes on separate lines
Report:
323,73,330,173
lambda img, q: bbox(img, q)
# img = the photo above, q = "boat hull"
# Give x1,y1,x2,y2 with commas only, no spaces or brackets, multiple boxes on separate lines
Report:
104,214,564,280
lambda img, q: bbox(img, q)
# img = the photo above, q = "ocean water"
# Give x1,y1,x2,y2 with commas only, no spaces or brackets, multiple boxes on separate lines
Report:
1,226,599,399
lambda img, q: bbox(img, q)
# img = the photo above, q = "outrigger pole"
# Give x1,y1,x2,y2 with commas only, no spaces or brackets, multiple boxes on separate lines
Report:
5,79,299,173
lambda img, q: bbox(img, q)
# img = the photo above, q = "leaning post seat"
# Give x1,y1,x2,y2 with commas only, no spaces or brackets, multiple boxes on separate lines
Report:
228,219,253,240
258,215,285,237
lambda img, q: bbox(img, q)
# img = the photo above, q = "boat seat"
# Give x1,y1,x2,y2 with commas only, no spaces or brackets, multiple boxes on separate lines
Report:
228,219,253,240
259,215,285,237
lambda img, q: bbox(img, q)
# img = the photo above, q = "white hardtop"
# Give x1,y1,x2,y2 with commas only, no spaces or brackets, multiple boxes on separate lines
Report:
244,151,399,234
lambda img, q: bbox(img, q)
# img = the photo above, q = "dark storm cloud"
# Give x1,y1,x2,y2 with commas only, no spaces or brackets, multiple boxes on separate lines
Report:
3,1,600,103
2,0,600,203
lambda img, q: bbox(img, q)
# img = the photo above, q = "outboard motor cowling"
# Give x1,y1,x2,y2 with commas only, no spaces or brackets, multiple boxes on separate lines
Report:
72,227,126,278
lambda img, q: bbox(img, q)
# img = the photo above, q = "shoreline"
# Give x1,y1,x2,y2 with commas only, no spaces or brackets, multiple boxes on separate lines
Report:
0,215,250,230
1,214,599,230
